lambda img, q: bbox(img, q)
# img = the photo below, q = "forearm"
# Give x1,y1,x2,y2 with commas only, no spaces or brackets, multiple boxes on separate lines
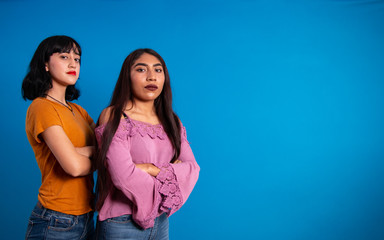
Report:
69,154,93,176
42,126,93,177
75,146,95,158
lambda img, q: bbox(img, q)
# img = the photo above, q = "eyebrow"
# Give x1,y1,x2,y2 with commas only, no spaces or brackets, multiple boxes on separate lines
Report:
58,51,81,56
133,63,162,67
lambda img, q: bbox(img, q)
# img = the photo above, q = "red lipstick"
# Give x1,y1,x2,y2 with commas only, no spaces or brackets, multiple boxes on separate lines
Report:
144,84,158,91
67,71,76,76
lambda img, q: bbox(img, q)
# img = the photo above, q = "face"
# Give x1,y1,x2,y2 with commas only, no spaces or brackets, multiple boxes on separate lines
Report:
45,48,80,88
130,53,165,102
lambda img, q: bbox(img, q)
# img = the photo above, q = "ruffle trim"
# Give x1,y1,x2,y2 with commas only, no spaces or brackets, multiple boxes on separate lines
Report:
95,118,169,141
127,118,167,140
132,164,183,229
156,163,183,215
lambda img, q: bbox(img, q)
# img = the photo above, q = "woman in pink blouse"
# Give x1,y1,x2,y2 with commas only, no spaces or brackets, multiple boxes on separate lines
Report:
94,48,200,239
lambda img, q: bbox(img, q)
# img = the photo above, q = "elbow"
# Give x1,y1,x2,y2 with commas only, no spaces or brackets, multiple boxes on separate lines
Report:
65,164,91,177
66,169,84,177
68,171,84,178
196,165,200,180
194,162,200,173
193,162,200,181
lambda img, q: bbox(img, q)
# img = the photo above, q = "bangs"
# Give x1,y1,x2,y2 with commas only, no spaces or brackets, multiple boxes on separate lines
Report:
48,36,82,56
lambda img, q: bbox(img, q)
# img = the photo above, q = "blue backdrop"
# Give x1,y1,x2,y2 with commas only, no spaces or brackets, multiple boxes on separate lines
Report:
1,0,384,239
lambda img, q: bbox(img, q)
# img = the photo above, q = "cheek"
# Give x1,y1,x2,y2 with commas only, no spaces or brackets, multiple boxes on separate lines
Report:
130,79,142,97
159,78,165,90
159,82,165,92
130,77,141,90
48,62,62,73
130,73,141,85
158,74,165,85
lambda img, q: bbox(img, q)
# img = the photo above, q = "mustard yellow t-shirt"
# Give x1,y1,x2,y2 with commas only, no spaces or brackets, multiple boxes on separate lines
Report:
25,97,95,215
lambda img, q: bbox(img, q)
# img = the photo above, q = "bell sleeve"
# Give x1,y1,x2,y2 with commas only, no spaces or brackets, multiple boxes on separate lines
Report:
96,122,162,229
154,125,200,216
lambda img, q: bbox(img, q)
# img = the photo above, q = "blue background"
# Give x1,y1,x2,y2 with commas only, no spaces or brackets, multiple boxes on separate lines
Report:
1,0,384,239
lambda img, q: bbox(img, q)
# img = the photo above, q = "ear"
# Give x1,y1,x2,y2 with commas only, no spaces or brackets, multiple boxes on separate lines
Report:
45,63,49,72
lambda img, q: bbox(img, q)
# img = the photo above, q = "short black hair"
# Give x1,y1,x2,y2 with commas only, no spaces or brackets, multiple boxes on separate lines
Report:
22,35,82,101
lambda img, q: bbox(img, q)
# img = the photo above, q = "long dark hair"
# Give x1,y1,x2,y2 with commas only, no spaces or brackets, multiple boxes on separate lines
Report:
21,35,82,101
95,48,181,210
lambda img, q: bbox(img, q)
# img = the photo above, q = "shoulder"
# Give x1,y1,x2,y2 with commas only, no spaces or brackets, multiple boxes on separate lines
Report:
98,106,114,125
70,102,91,119
70,102,86,113
175,115,184,128
27,97,56,114
29,97,50,107
95,108,129,140
176,118,189,141
25,98,64,137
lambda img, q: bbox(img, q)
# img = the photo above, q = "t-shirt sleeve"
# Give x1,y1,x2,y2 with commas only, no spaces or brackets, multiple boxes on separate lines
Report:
26,100,63,143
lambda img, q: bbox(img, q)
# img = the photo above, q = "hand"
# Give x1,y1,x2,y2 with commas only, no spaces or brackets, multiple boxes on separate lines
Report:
135,163,160,177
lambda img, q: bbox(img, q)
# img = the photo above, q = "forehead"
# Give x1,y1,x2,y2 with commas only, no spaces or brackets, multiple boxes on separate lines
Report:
133,53,161,65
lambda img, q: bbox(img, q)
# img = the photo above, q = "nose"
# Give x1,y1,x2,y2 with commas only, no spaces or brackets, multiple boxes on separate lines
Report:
68,58,77,68
68,54,78,68
69,58,76,68
147,69,156,81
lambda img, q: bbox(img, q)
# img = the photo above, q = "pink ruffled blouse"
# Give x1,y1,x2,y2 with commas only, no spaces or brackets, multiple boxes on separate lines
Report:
95,116,200,229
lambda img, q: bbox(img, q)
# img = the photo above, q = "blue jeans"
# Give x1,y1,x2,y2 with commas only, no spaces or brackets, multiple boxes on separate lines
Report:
25,202,94,240
96,213,169,240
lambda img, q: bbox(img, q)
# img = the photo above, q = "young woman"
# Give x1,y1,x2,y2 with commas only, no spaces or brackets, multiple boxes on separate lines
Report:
22,35,95,239
95,48,200,239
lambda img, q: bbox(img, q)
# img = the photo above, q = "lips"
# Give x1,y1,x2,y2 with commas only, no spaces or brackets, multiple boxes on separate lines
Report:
144,84,158,91
67,71,76,76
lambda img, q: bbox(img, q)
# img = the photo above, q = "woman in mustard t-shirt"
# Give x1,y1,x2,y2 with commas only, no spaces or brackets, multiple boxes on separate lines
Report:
22,35,95,239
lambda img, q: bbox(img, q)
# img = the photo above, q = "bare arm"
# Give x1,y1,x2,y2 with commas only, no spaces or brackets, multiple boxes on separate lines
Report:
98,107,112,125
75,146,95,158
41,125,93,177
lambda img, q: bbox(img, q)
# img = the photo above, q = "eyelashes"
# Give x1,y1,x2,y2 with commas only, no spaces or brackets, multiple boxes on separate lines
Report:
135,67,163,73
59,54,80,63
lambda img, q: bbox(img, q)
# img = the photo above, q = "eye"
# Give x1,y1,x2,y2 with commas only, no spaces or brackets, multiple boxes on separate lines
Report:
75,58,81,63
155,68,163,73
136,68,146,72
60,55,68,59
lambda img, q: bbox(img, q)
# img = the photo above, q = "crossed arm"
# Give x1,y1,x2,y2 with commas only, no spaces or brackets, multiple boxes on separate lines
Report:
98,107,180,177
136,159,182,177
41,125,94,177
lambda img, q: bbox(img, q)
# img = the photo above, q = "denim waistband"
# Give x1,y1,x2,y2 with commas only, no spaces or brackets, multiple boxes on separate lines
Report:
33,202,93,219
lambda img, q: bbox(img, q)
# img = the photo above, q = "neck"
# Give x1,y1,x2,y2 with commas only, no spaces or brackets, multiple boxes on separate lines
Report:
124,100,158,124
126,100,156,116
46,88,66,103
